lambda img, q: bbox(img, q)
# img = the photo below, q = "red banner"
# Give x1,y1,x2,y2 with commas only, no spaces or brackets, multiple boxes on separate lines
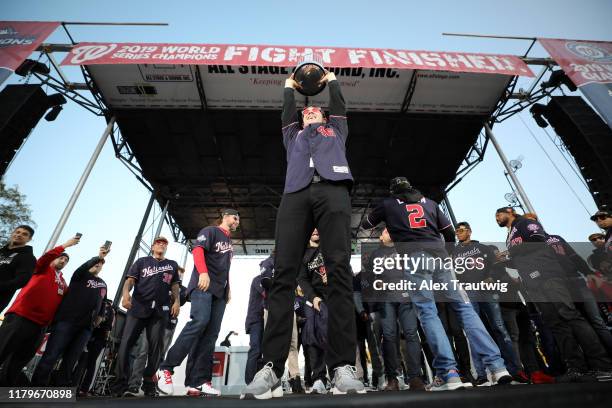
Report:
539,38,612,86
61,42,534,77
0,21,60,84
539,38,612,128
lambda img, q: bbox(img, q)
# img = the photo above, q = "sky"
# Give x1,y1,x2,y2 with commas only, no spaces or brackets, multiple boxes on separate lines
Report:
1,0,611,349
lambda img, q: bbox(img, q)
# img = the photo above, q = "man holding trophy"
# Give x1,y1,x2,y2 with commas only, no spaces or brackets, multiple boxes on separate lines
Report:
242,59,364,399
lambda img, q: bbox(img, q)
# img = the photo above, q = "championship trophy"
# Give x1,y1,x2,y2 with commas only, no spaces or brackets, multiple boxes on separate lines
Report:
293,54,327,96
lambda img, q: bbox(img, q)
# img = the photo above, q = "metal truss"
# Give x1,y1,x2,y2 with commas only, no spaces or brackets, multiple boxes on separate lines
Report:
20,44,108,116
444,129,489,195
24,36,562,252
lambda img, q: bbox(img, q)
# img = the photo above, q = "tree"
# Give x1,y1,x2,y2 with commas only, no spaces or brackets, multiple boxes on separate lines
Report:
0,181,36,243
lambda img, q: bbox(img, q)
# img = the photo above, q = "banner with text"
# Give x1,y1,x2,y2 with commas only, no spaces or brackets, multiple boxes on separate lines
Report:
62,42,534,77
539,38,612,128
0,21,60,85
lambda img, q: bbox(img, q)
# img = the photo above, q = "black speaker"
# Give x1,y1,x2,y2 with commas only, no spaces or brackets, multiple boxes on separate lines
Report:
542,96,612,210
0,84,50,176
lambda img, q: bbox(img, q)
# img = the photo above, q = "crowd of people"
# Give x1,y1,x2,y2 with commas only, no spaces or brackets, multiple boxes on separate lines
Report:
0,70,611,400
243,205,612,396
0,207,240,397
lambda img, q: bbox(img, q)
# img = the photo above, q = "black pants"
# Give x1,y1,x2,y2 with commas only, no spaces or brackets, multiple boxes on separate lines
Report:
0,313,45,386
501,305,541,373
31,321,92,386
297,323,312,386
78,334,107,392
530,278,612,371
112,312,166,393
262,182,355,378
245,321,264,384
308,344,327,384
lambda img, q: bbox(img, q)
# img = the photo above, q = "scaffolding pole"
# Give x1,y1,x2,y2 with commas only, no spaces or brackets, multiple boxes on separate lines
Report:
485,124,536,214
153,200,169,243
113,193,156,306
45,117,115,252
442,194,458,227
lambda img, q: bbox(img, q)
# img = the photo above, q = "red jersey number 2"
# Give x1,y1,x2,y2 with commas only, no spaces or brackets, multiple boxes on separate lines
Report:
406,204,427,228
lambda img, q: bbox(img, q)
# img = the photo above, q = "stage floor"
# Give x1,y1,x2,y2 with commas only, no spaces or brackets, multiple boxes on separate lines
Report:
4,383,611,408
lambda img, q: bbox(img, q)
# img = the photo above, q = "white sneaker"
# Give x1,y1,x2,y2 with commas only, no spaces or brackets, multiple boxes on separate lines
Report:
155,369,174,396
240,362,284,400
490,369,513,385
331,365,366,395
200,381,221,396
311,379,327,395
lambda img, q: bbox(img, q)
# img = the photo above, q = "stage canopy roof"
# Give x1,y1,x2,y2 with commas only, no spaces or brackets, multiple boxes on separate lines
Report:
62,43,534,250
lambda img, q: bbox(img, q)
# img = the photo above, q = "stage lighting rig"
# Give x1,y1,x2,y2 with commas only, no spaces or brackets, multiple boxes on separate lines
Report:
530,103,549,128
541,70,578,92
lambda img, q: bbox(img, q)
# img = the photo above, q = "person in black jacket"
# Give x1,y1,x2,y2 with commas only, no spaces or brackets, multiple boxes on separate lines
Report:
540,230,612,357
496,207,612,381
243,70,363,399
297,229,329,394
362,178,512,391
31,246,110,386
0,225,36,313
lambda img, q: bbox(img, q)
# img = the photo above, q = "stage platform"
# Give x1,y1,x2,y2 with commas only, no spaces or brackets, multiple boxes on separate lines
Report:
6,383,611,408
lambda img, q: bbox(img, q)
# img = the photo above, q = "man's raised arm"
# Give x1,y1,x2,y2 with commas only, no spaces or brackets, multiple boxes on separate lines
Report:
326,72,346,117
282,74,299,127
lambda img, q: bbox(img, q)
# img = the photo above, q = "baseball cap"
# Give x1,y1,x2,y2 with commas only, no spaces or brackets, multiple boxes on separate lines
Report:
588,233,605,241
456,221,471,230
590,209,611,221
153,236,169,244
390,177,411,194
221,208,240,217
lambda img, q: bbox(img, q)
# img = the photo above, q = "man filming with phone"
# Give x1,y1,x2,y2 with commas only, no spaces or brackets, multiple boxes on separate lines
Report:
0,234,80,386
32,242,111,386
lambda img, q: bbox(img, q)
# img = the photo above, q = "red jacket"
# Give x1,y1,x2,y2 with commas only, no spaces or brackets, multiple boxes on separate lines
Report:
7,246,68,326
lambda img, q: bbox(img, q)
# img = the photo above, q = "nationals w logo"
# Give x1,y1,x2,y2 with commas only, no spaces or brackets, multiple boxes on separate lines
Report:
70,44,117,64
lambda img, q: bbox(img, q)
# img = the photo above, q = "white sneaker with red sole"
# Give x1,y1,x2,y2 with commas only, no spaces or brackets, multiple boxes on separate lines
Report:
155,369,174,396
